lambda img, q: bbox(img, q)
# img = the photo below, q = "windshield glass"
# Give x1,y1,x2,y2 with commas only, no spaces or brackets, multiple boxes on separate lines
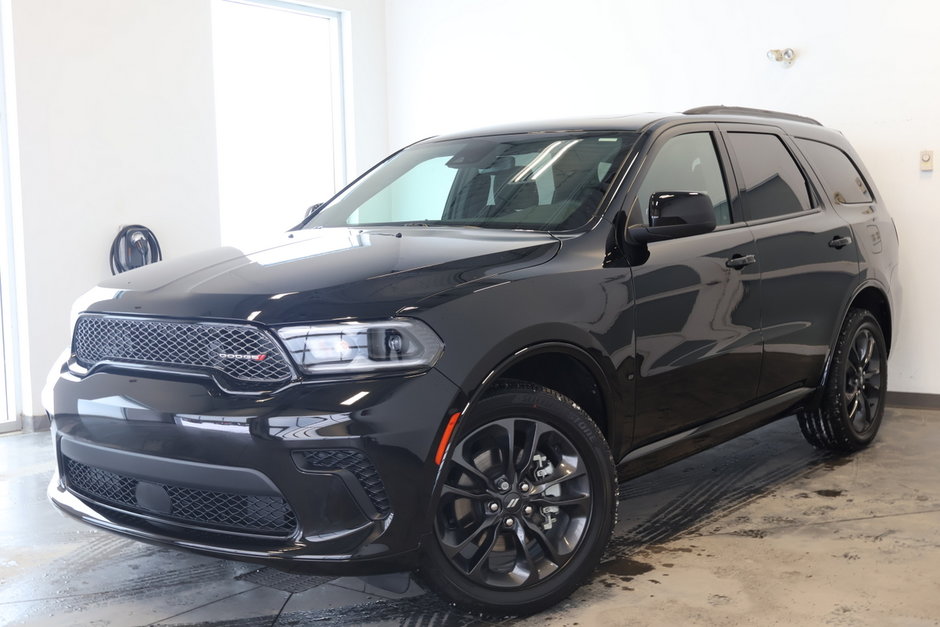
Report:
302,132,637,232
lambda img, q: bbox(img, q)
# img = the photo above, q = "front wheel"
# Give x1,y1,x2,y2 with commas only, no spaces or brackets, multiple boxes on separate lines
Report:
799,308,887,452
419,382,616,615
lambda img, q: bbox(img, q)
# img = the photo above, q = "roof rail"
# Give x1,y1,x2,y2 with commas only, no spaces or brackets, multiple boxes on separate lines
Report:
683,105,822,126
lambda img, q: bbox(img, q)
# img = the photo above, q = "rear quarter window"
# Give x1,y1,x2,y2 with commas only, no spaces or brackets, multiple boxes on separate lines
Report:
795,138,873,204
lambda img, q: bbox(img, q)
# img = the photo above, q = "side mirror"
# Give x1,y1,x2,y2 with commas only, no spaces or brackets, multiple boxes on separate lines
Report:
629,191,716,243
305,203,323,218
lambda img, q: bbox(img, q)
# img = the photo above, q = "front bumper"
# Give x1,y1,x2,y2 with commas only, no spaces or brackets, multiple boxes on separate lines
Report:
47,365,464,573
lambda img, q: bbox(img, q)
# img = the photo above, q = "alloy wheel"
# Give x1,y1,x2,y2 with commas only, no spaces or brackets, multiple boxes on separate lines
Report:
434,417,592,589
844,325,882,435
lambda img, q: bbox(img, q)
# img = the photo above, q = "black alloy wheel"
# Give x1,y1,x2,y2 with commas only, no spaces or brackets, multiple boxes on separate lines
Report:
420,382,616,615
799,308,887,452
844,323,883,434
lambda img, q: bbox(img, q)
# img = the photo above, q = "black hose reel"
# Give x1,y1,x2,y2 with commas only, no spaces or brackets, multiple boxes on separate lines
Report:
110,225,162,275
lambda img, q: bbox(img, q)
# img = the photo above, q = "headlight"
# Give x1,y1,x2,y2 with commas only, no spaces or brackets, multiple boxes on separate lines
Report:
277,318,443,375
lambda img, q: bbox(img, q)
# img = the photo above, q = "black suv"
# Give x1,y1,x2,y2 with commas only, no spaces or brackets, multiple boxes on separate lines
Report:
47,107,899,615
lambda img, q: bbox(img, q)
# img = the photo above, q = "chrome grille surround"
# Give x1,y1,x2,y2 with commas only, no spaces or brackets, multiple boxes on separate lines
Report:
72,314,294,390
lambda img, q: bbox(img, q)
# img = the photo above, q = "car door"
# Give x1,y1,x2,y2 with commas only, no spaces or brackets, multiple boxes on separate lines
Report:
628,124,763,446
793,135,897,298
719,125,860,397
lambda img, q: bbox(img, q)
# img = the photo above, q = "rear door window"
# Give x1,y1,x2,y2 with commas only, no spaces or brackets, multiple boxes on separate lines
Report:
795,138,873,204
726,132,814,220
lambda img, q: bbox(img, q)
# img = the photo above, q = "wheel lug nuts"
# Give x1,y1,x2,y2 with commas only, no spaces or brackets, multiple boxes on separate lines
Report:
504,517,514,527
520,482,530,492
497,480,510,491
488,501,499,512
524,505,533,516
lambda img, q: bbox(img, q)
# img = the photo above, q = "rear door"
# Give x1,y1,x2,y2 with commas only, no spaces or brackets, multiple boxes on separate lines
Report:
630,124,763,445
793,136,895,289
719,125,860,397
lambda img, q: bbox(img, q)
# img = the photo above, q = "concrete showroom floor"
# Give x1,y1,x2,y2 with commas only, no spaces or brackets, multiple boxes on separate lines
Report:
2,405,939,627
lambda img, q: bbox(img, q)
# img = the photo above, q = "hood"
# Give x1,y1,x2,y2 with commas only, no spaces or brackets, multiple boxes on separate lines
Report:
81,227,560,324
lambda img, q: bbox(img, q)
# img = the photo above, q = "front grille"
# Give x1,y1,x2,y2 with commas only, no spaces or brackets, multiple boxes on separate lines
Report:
63,457,297,536
72,315,293,389
297,449,391,516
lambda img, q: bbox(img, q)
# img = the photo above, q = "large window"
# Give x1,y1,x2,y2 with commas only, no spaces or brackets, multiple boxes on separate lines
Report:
211,0,347,247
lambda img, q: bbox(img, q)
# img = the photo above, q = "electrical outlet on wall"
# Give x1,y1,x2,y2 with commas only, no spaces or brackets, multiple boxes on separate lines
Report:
921,150,933,172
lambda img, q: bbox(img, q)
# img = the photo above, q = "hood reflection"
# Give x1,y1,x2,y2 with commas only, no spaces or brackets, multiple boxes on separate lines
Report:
246,229,371,267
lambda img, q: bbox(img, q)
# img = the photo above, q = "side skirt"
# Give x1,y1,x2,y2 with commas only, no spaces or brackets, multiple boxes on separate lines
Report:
616,387,813,481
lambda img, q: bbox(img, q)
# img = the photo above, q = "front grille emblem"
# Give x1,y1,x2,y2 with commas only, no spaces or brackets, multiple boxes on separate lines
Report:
219,353,268,361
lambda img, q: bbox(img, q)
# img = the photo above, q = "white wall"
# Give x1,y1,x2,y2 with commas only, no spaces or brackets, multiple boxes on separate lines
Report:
9,0,389,418
385,0,940,394
12,0,221,418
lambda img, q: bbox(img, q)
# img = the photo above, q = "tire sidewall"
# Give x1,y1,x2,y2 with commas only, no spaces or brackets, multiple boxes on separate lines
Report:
828,310,888,447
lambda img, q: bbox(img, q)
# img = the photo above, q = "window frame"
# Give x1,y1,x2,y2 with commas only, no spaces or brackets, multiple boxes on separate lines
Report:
717,124,823,226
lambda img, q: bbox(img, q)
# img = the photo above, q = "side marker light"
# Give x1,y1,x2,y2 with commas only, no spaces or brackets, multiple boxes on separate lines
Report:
435,412,462,465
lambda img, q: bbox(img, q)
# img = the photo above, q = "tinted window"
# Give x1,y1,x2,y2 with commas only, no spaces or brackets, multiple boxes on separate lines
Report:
796,138,872,204
727,133,813,220
636,132,731,225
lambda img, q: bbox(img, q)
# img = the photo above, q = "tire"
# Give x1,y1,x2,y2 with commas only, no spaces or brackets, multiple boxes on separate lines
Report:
419,381,617,615
798,308,887,452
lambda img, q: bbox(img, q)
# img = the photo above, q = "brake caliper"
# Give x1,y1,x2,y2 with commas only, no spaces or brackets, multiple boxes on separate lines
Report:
532,453,552,480
532,453,560,531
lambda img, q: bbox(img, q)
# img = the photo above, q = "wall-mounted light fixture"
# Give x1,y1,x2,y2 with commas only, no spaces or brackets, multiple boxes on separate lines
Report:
767,48,796,67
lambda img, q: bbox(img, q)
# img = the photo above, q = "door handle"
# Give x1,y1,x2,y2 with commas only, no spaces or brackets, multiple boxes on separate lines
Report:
828,235,853,249
725,254,757,269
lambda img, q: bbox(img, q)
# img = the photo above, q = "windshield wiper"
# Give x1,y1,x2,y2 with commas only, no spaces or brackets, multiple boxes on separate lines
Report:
356,220,486,229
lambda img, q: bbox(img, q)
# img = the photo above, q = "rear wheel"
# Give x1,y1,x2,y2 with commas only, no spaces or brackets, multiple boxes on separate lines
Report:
799,308,887,451
420,382,616,615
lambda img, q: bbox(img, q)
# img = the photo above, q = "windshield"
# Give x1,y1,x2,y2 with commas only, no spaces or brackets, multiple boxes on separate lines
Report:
302,132,637,232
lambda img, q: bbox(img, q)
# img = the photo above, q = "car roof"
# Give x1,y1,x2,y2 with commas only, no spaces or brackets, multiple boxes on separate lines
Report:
431,114,667,140
430,106,844,145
